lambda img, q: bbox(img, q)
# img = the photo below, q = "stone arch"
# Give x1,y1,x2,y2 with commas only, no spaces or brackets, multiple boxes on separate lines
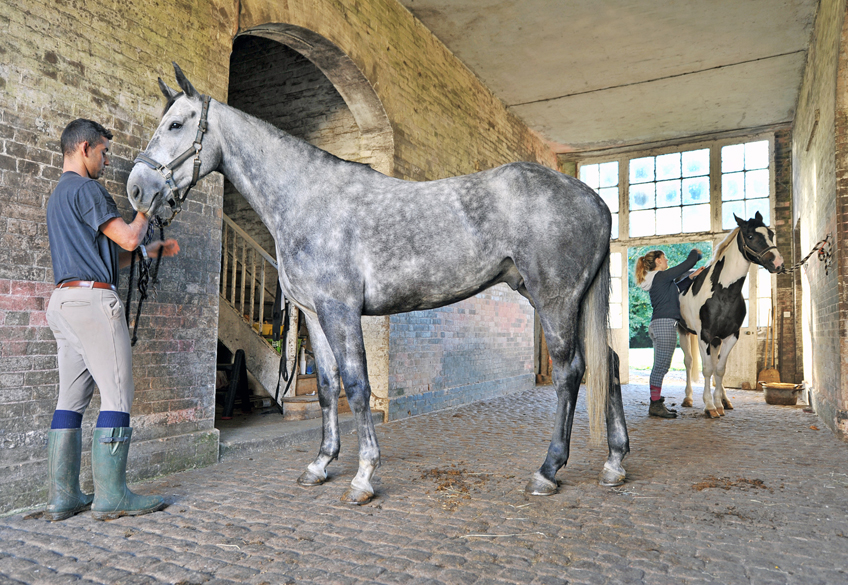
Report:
235,23,394,176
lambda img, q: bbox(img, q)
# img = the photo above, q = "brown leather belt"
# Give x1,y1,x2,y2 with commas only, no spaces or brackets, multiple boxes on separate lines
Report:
56,280,117,292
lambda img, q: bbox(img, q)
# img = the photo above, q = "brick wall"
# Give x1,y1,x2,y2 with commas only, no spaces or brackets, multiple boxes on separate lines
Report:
389,285,536,419
792,0,847,438
0,0,233,514
773,128,801,383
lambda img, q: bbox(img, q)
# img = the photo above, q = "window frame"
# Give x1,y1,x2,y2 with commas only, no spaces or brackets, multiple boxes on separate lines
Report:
575,132,776,247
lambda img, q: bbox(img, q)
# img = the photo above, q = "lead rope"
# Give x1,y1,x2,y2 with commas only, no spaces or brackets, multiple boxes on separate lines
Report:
125,221,166,346
780,235,831,275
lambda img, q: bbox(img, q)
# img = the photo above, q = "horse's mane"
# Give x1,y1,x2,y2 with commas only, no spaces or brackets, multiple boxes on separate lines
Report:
225,99,376,172
711,228,740,262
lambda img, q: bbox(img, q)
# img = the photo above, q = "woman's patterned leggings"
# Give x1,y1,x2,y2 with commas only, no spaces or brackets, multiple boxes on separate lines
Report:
648,318,678,399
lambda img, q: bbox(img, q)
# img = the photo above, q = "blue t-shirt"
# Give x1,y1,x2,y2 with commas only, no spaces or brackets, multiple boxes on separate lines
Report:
47,172,122,285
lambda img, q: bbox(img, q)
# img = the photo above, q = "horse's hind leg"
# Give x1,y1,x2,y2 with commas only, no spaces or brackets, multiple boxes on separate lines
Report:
315,301,380,505
599,348,629,487
297,312,342,487
525,305,584,496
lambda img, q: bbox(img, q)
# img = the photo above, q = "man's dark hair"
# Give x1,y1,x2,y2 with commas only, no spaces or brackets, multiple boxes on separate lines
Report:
60,118,113,157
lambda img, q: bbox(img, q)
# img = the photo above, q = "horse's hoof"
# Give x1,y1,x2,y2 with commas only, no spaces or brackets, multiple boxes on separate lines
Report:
705,409,720,419
525,471,557,496
599,463,626,487
682,397,694,408
297,469,326,487
716,406,725,416
340,487,374,505
722,398,734,410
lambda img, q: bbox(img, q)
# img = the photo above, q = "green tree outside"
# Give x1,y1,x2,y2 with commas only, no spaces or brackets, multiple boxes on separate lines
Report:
628,241,712,348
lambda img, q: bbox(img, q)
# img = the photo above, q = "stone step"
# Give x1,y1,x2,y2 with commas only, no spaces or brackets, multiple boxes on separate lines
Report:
282,394,350,421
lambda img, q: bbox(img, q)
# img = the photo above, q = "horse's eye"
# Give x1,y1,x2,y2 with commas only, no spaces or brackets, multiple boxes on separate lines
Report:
169,122,182,131
747,234,753,240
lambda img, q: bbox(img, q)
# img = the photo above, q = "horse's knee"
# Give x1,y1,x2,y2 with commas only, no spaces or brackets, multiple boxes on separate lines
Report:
343,379,371,410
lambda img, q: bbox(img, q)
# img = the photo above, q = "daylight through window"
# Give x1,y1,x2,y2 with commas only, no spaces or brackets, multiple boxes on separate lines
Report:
628,149,710,237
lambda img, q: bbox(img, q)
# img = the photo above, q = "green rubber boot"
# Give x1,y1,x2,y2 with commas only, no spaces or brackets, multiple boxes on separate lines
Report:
91,427,166,520
44,428,94,521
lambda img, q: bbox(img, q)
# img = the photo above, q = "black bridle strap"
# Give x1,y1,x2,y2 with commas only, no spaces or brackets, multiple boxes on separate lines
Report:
738,230,778,264
134,95,211,226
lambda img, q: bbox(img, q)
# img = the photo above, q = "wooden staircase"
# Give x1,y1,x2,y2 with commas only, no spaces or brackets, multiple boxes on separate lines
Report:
218,214,349,422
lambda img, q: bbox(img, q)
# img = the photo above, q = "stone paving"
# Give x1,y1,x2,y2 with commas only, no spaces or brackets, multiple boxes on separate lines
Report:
3,377,848,585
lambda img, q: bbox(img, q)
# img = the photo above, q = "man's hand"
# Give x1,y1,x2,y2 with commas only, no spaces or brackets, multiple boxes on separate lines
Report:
148,239,180,258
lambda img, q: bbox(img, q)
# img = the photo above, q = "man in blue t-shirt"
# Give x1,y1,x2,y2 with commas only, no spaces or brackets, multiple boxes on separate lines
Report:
44,118,180,521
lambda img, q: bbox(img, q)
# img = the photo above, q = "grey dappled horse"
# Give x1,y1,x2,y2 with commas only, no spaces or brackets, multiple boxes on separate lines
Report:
678,212,784,418
127,64,629,504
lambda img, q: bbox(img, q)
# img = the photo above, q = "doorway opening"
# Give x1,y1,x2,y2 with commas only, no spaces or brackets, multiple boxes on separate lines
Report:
627,241,712,384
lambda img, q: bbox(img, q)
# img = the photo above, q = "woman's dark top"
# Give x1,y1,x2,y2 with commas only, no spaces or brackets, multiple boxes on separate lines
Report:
644,250,701,322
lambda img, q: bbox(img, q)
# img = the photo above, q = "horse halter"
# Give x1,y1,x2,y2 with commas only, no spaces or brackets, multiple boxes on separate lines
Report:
738,229,778,265
134,94,211,226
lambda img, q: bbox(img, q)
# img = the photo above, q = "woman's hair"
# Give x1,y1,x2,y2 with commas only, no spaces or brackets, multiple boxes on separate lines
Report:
635,250,664,284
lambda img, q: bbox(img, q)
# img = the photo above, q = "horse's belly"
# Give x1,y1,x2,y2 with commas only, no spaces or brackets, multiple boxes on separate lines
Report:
363,267,509,316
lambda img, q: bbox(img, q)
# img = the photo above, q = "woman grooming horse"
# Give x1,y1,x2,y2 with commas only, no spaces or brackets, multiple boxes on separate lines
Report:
636,249,705,418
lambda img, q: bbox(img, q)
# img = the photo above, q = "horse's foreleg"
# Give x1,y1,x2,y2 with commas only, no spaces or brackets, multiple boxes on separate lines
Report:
526,331,583,496
713,334,739,413
600,348,628,487
680,329,695,408
317,303,380,505
297,313,342,487
701,340,720,418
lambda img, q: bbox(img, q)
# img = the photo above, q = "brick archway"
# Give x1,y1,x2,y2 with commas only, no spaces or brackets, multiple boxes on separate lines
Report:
236,23,394,176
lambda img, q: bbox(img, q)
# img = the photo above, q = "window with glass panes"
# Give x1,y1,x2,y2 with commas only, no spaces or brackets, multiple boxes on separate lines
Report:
579,161,619,239
721,140,770,229
628,149,711,237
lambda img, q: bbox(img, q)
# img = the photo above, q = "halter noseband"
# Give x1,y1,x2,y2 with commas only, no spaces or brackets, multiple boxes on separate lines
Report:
738,229,778,264
134,94,211,226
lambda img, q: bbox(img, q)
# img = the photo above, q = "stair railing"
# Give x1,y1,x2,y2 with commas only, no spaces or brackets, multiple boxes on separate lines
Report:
221,213,278,331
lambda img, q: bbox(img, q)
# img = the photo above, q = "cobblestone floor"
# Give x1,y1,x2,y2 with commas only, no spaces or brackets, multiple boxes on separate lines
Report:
2,378,848,585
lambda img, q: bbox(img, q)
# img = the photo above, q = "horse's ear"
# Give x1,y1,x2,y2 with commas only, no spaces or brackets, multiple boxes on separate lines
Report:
158,77,179,101
734,214,746,227
172,62,198,99
754,210,763,222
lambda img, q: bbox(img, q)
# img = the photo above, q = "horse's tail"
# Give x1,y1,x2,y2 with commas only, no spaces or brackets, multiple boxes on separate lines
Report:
582,248,610,445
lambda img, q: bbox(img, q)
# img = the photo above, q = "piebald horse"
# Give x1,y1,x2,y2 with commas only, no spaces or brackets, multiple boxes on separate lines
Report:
678,212,784,418
127,64,629,504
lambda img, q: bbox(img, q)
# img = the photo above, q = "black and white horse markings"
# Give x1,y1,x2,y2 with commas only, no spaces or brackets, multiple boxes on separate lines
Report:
678,212,784,418
127,64,630,504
